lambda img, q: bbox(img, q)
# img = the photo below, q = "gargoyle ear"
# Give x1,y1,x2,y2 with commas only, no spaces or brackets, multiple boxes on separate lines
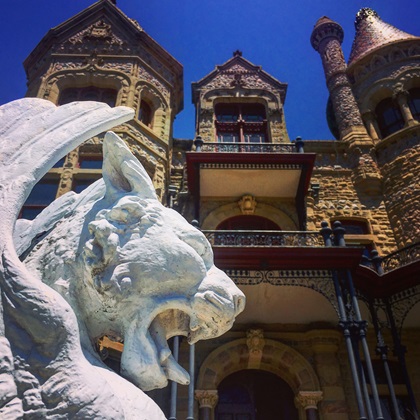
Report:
102,131,157,202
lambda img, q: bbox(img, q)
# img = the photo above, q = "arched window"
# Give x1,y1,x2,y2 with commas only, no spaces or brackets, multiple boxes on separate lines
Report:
217,215,280,230
139,100,154,127
408,88,420,121
375,97,404,138
59,87,117,107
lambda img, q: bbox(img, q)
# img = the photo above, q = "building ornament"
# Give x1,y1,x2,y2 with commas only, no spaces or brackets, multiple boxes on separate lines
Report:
238,195,257,215
195,390,219,408
69,20,124,46
246,329,265,354
296,391,323,410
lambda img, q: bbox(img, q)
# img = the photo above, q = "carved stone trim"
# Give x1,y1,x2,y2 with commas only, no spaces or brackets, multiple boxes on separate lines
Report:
246,329,265,355
200,163,301,170
225,269,338,314
238,195,257,215
195,390,219,409
296,391,323,410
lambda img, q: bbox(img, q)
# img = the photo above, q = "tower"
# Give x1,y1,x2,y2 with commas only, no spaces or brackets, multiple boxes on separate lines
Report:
22,0,183,213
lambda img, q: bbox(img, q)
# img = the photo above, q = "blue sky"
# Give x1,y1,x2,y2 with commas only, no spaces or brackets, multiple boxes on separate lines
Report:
1,0,419,141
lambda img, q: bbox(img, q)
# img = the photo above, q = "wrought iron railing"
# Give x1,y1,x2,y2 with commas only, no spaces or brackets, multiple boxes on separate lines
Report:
203,230,325,247
198,142,297,153
381,242,420,273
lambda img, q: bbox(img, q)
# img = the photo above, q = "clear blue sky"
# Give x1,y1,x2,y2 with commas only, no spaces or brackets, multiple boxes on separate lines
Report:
1,0,419,141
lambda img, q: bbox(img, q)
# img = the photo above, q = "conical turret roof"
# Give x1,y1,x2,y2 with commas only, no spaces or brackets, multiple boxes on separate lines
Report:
348,8,418,66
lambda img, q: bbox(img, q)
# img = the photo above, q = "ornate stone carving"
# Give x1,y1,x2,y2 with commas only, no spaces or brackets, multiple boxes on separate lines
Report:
246,329,265,354
296,391,323,410
1,99,245,418
69,20,123,46
195,390,219,409
238,195,257,215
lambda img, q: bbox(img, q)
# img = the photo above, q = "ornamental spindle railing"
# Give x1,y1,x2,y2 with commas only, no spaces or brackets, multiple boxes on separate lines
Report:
203,230,324,247
199,142,296,153
381,241,420,273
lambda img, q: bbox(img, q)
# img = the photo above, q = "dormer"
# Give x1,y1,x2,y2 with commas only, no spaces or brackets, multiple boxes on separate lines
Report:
191,51,289,144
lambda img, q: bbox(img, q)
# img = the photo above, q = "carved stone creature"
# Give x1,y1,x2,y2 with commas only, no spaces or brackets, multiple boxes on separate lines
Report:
0,99,245,419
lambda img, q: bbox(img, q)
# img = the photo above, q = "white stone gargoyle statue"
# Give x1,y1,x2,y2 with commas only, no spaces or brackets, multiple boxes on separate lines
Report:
0,98,245,419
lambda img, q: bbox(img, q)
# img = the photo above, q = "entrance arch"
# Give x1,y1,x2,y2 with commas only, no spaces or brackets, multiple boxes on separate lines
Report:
216,369,299,420
196,337,322,420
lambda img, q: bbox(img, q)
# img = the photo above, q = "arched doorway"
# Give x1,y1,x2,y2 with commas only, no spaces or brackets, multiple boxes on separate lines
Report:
216,215,280,230
215,370,298,420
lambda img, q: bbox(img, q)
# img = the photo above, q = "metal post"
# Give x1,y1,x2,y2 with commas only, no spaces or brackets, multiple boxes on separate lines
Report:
194,136,203,152
353,336,374,420
294,136,304,153
333,221,383,419
369,300,401,420
320,221,367,419
187,343,195,420
344,270,384,420
169,336,180,420
385,300,420,420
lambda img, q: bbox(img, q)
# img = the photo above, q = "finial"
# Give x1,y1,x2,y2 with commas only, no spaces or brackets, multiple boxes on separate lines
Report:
233,50,242,57
355,8,379,27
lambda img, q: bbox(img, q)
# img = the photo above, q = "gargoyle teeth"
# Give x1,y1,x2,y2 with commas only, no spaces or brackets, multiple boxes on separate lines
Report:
189,313,200,331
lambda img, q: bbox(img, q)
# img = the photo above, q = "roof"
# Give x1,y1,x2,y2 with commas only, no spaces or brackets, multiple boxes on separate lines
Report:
23,0,184,112
191,51,288,104
348,8,419,66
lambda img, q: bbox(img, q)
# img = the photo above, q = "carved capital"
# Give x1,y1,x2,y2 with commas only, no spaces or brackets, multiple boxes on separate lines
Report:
246,329,265,354
195,390,219,409
296,391,323,410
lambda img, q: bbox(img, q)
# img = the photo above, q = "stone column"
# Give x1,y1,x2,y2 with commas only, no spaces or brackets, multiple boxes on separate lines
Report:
296,391,323,420
310,17,369,141
395,89,416,126
195,390,218,420
309,334,349,420
362,110,380,141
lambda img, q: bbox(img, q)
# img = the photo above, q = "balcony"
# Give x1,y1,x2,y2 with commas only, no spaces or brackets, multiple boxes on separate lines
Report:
204,230,324,247
202,229,363,271
186,138,315,229
197,142,298,154
381,242,420,274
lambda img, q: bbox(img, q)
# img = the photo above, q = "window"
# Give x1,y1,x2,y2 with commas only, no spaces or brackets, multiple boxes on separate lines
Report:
20,178,59,220
52,157,65,168
408,88,420,121
332,219,374,257
215,103,267,143
336,219,370,235
59,87,117,107
78,155,103,169
139,100,154,127
375,97,404,138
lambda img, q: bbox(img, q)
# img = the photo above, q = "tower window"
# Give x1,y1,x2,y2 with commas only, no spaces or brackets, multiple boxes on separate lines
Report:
59,87,117,107
408,88,420,121
375,97,404,138
139,100,154,127
215,103,267,143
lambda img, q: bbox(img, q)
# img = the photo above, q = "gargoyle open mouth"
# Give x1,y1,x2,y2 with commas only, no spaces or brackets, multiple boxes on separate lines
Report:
117,299,241,391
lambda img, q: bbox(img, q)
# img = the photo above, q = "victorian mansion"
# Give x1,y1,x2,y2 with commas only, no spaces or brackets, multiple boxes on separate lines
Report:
15,1,420,419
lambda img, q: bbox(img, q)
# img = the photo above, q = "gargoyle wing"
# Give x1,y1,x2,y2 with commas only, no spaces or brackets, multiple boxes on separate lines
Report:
0,99,134,418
